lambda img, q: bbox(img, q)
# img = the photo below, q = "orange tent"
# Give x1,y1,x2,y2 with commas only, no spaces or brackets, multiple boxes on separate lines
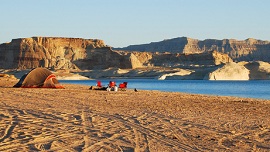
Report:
13,68,64,89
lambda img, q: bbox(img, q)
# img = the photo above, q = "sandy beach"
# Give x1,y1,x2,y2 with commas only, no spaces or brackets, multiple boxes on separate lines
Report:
0,77,270,151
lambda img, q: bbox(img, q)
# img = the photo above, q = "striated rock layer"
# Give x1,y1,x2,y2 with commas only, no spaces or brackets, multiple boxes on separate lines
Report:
0,37,232,70
2,36,270,80
0,37,143,70
119,37,270,62
0,37,105,69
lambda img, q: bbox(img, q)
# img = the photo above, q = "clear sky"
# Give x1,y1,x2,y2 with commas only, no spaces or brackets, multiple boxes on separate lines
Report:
1,0,269,47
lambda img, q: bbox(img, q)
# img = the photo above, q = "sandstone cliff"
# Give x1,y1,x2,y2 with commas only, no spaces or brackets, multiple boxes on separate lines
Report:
243,61,270,80
0,37,232,71
2,36,269,80
0,37,145,70
206,62,250,80
0,37,107,69
131,50,232,68
204,61,270,80
118,37,270,62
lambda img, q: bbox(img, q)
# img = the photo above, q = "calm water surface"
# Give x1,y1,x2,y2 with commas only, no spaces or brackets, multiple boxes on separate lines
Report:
60,79,270,100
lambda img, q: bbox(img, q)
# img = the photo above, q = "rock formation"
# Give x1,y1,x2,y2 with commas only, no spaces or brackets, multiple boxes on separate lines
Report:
1,36,269,80
132,50,232,68
0,37,107,69
157,69,194,80
206,62,250,80
0,37,145,70
118,37,270,62
0,37,232,71
243,61,270,80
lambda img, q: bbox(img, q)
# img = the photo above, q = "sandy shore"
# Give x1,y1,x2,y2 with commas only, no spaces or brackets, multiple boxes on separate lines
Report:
0,78,270,151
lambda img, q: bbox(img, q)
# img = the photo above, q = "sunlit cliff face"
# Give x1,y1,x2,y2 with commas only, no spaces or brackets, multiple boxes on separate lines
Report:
0,37,233,70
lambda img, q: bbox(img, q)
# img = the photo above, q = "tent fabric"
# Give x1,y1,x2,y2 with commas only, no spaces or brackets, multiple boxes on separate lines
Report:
13,68,64,89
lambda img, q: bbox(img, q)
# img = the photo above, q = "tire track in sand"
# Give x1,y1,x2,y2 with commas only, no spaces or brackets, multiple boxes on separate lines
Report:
0,107,83,151
81,107,94,150
0,110,18,143
93,111,202,152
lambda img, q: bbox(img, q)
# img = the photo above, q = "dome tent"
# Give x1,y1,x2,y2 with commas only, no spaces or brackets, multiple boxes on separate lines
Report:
13,68,64,89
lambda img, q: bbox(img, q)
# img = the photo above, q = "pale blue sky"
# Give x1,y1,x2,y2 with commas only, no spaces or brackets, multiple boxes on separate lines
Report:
1,0,269,47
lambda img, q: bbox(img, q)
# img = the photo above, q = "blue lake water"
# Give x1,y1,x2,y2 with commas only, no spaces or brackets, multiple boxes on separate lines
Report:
59,79,270,100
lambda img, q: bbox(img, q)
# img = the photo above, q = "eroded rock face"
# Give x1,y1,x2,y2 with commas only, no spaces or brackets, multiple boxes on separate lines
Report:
206,62,250,80
243,61,270,80
0,37,146,70
0,37,107,69
0,37,232,70
118,37,189,53
75,49,143,70
0,37,144,70
140,50,232,67
119,37,270,62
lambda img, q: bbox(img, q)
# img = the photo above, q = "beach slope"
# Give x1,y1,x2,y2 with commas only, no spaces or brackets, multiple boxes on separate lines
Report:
0,78,269,151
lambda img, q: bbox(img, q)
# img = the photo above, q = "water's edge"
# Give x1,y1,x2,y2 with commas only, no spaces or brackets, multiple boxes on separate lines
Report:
59,79,270,100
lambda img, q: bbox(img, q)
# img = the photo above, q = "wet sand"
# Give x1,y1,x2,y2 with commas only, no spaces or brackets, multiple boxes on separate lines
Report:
0,78,270,151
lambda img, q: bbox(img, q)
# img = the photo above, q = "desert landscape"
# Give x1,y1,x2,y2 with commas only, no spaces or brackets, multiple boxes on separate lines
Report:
0,36,269,151
0,77,269,151
1,0,270,151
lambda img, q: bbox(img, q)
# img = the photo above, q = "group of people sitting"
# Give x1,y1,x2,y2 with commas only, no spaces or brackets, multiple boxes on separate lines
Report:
96,81,128,91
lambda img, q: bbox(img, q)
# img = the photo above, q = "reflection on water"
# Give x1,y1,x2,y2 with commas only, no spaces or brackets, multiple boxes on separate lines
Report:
60,79,270,100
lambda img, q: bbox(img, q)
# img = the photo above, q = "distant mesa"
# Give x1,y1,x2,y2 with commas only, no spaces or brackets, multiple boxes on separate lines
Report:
117,36,270,62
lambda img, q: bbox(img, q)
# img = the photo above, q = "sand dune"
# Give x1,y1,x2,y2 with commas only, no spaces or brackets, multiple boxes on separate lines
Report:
0,78,270,151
